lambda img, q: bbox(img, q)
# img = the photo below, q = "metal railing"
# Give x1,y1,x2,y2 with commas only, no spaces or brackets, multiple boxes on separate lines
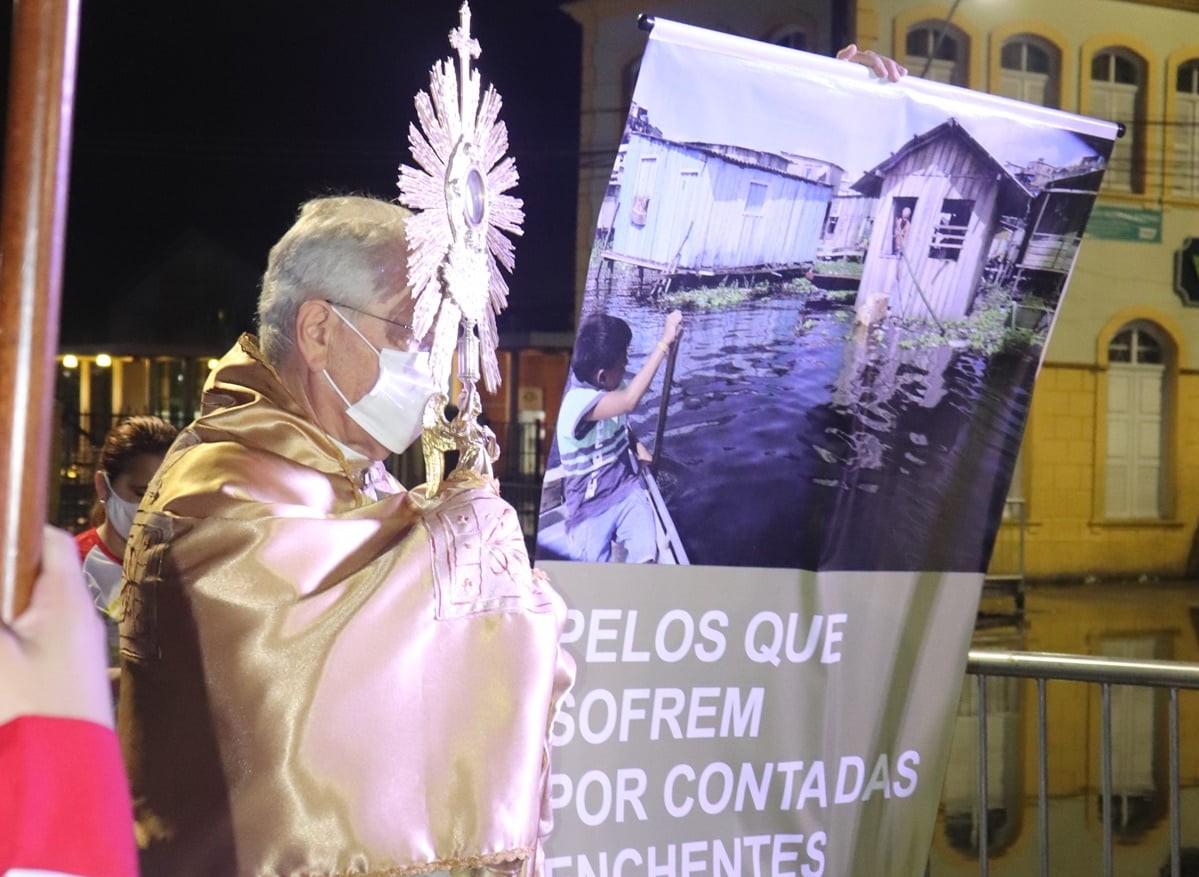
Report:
963,649,1199,877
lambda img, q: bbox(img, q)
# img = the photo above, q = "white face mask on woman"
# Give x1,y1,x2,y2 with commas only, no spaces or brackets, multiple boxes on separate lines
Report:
102,472,139,540
322,305,439,455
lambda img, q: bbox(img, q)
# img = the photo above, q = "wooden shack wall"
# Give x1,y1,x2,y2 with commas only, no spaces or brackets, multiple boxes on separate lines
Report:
817,194,877,258
858,136,1002,321
1017,191,1085,274
607,135,830,273
607,135,677,268
690,159,829,271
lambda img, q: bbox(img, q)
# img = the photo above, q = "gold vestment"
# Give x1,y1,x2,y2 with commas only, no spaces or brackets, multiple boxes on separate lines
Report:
118,335,574,877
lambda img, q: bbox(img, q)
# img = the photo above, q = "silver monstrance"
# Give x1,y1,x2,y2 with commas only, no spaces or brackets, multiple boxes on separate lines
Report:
398,1,524,494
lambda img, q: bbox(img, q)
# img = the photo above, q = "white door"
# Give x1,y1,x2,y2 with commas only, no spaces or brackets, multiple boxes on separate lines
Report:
1105,363,1163,518
1101,637,1158,802
905,26,963,86
907,56,957,85
666,169,701,265
999,69,1048,106
1092,80,1138,191
1174,90,1199,198
999,39,1055,108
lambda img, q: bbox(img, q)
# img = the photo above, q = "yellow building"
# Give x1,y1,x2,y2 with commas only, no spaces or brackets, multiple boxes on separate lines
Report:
851,3,1199,863
853,0,1199,580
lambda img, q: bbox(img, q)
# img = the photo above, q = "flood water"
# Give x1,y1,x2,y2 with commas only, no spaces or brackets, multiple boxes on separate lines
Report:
597,275,1034,572
927,581,1199,877
927,789,1199,877
549,264,1199,873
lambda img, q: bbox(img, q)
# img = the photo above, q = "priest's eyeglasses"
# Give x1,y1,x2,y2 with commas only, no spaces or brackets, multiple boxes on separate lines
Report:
325,300,414,333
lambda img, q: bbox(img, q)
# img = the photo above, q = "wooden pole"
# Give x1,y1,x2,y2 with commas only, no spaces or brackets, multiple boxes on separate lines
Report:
650,329,681,477
0,0,81,622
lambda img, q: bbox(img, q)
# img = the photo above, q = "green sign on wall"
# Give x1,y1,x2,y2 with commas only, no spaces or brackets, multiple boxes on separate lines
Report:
1084,205,1162,243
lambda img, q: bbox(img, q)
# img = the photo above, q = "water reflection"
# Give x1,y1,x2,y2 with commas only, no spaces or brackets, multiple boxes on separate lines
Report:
600,280,1032,571
931,584,1199,876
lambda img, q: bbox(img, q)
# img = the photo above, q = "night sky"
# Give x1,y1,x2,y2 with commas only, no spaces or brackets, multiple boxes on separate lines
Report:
4,1,583,350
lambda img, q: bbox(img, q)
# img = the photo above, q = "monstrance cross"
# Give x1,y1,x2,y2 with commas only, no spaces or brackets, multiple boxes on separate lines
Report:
397,1,524,494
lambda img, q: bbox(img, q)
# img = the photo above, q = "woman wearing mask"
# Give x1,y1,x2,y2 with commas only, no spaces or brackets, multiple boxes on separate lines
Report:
75,415,177,651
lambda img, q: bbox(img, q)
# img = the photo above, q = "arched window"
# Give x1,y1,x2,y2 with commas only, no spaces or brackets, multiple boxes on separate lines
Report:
1091,49,1146,193
1173,59,1199,198
905,22,969,87
999,35,1060,108
1105,323,1167,519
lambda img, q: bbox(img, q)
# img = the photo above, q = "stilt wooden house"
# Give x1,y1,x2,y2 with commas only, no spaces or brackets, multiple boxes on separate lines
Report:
851,119,1034,322
600,131,842,280
1009,166,1105,299
816,190,878,259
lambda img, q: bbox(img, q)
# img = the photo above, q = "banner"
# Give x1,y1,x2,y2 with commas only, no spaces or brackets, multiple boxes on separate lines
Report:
537,18,1116,876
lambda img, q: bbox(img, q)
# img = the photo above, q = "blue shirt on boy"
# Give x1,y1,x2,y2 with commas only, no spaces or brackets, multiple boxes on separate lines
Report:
556,381,656,562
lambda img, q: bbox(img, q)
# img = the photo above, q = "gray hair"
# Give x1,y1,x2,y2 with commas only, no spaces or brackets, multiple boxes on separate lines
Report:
256,195,412,367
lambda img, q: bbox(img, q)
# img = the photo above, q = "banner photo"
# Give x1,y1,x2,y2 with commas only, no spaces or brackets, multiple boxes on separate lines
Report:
537,18,1116,877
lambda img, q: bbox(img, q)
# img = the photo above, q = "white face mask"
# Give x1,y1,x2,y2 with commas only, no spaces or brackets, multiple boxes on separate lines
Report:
323,306,439,455
102,472,139,540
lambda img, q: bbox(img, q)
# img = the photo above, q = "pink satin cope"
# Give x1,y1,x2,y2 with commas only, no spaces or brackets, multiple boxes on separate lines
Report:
118,335,575,877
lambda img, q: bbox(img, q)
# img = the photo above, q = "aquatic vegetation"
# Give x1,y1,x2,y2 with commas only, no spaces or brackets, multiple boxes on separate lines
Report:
894,282,1048,355
662,276,798,310
812,259,864,278
663,283,754,309
785,276,820,295
590,255,828,311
